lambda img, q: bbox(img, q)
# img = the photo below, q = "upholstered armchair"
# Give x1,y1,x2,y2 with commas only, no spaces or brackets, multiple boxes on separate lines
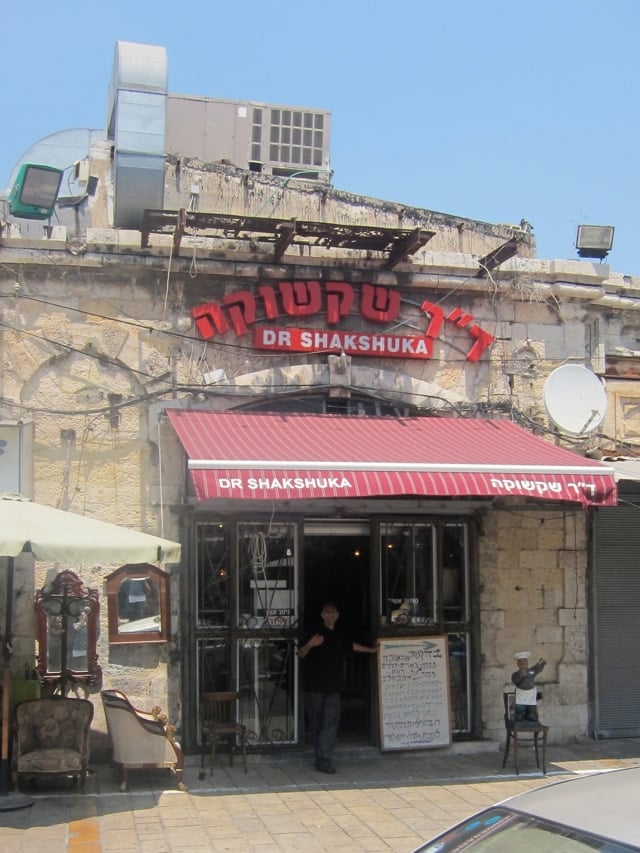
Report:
101,689,185,791
13,696,93,791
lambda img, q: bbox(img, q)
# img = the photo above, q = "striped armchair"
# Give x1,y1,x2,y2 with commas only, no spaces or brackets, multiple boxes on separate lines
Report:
101,689,185,791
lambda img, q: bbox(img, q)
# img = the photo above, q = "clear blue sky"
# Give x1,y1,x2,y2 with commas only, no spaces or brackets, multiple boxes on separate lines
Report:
2,1,639,274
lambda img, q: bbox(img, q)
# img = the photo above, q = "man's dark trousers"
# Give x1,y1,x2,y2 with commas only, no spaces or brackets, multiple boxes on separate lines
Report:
307,690,341,766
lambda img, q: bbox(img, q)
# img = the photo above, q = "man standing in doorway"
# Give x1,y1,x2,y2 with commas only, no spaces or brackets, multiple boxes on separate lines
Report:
298,601,377,774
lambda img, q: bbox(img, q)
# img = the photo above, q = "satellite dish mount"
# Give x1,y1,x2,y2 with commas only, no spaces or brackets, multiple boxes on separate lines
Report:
543,365,607,436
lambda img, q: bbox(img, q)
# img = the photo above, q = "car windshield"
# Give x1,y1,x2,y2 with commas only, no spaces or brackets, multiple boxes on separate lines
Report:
418,808,636,853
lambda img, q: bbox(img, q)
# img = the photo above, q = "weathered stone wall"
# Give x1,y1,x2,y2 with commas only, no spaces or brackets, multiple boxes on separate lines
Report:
3,248,631,430
0,271,186,745
160,156,535,261
480,507,589,744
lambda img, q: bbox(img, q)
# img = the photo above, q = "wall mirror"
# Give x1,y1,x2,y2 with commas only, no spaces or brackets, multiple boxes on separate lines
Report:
106,563,170,644
35,570,101,693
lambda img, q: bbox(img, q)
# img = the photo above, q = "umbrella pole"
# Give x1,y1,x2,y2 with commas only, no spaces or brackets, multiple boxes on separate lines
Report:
60,588,69,698
0,558,32,810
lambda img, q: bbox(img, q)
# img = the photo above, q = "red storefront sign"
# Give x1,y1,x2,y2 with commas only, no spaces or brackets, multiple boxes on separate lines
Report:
253,327,433,359
192,281,495,362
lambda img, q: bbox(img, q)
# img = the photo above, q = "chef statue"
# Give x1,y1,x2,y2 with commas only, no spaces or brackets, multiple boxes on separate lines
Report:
511,650,546,724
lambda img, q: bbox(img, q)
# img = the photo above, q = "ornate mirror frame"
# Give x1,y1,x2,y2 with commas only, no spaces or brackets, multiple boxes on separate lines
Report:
35,569,101,691
106,563,170,644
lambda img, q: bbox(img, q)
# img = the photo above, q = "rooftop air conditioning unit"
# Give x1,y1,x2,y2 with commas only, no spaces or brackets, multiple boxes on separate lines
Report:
166,96,331,181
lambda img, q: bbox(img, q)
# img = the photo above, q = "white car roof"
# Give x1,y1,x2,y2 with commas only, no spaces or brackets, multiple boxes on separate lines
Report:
504,766,640,846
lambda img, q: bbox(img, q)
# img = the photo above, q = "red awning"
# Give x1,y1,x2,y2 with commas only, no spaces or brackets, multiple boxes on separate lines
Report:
167,411,617,507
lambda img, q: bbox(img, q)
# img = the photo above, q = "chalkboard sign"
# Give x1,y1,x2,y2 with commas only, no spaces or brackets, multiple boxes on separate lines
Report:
378,636,451,750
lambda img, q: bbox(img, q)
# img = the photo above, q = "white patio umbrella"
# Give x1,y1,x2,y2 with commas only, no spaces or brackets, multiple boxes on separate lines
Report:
0,493,182,564
0,493,182,807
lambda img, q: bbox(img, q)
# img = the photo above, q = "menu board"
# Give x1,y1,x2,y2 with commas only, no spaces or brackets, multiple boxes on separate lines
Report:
378,636,451,750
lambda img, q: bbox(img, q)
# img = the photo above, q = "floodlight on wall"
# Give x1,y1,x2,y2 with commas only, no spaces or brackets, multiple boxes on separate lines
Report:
8,164,64,220
575,224,615,260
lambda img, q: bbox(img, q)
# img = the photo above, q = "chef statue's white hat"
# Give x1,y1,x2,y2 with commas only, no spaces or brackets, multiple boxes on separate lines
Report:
514,650,530,660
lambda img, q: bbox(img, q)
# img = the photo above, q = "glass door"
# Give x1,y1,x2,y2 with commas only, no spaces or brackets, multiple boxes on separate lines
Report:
194,519,300,748
236,521,299,746
378,519,474,736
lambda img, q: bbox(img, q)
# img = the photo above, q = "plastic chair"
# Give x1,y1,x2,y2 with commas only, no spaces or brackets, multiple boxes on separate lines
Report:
199,691,248,779
502,691,549,774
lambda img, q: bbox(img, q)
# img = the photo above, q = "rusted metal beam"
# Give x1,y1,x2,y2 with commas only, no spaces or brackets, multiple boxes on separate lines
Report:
140,208,439,266
386,229,434,269
477,238,520,277
140,214,151,249
274,220,297,262
173,208,187,256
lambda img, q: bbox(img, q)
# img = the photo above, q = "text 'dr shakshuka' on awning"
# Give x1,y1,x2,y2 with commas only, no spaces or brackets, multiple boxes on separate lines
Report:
167,411,618,507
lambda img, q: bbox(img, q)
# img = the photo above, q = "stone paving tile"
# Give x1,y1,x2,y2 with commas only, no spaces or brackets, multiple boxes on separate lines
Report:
332,813,376,830
231,816,270,833
100,827,140,848
260,813,306,834
136,841,170,853
210,838,262,853
353,837,398,852
402,816,451,835
162,826,213,847
252,803,296,818
313,822,363,841
299,807,345,827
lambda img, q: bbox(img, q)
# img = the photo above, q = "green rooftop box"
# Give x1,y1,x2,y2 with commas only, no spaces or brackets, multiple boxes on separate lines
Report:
9,163,64,220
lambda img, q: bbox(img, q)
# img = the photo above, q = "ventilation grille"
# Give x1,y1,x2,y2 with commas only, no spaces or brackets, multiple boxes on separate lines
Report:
251,107,328,173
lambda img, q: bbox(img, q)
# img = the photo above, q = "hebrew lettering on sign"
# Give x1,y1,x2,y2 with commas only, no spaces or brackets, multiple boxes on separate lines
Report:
421,301,495,362
192,282,494,362
378,636,451,750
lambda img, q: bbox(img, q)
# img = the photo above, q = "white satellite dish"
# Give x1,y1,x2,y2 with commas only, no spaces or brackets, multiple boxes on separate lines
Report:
543,365,607,435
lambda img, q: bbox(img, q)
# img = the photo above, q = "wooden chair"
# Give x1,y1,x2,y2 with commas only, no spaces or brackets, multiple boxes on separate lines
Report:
199,691,248,779
101,689,185,791
502,691,549,775
13,696,93,792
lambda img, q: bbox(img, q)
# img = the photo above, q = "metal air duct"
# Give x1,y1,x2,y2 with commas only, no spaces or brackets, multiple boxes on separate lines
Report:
108,41,167,229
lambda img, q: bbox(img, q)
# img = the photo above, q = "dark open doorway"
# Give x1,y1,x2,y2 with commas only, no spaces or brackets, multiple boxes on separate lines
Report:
303,527,373,737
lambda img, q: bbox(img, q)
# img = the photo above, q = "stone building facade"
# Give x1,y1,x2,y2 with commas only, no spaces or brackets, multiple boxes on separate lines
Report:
2,42,639,758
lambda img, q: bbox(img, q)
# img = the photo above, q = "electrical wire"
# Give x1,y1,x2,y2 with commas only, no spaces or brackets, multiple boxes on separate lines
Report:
162,238,174,320
189,242,199,278
248,530,269,620
0,284,577,374
157,418,165,539
0,275,634,449
252,169,333,219
0,317,156,379
248,532,267,576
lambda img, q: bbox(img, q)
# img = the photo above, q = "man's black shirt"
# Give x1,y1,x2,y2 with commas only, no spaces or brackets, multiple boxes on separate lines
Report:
302,624,352,693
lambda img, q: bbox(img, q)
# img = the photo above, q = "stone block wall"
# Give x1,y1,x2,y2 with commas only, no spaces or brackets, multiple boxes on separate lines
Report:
479,506,590,744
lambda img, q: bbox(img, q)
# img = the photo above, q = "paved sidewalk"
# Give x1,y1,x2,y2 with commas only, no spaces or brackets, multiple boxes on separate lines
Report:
1,738,639,852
